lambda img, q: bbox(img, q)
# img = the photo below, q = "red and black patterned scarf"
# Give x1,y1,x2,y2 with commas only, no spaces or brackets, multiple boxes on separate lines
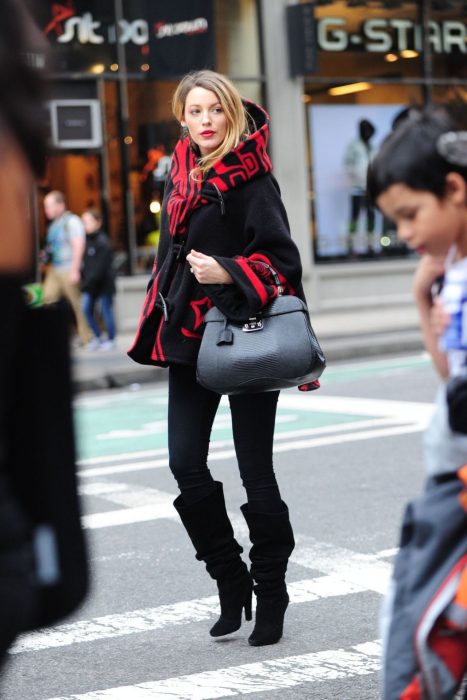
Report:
167,100,272,237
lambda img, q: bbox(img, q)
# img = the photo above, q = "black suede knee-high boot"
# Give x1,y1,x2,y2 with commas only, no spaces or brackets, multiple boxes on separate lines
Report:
173,481,252,637
241,502,295,647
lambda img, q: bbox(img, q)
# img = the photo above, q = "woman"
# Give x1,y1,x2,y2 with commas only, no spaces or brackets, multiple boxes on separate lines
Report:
129,70,310,647
81,208,116,351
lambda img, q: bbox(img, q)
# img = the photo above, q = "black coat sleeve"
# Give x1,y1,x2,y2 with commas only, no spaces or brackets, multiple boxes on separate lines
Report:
203,175,304,322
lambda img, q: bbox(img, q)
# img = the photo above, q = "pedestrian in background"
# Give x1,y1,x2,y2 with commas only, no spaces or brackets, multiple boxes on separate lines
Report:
368,106,467,700
42,190,92,346
129,70,313,647
81,208,117,351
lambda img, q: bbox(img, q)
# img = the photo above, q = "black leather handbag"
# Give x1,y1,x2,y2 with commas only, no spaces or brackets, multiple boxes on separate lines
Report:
196,293,326,395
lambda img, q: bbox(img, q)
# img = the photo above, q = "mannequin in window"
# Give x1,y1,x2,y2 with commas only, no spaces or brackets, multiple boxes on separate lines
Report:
344,119,376,256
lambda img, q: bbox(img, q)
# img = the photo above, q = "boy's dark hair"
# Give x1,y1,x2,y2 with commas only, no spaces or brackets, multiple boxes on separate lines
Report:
0,0,48,176
367,105,467,204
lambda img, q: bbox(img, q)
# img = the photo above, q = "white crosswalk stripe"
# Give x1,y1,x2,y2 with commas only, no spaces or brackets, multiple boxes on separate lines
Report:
45,640,382,699
11,575,366,655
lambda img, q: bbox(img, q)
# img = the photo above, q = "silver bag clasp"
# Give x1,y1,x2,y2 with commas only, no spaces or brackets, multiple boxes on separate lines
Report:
243,316,263,332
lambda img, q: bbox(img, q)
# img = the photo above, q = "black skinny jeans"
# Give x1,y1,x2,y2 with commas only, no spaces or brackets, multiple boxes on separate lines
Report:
168,364,283,513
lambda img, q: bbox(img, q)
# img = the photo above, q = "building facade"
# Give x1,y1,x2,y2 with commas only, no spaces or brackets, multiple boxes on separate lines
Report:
30,0,467,324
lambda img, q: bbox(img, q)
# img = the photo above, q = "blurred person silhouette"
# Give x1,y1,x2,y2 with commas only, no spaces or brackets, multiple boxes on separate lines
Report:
81,208,117,351
42,190,92,345
0,0,88,672
344,118,376,255
368,106,467,700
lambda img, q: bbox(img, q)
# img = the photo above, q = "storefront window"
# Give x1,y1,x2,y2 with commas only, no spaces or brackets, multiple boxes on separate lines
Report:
31,0,262,274
301,0,466,262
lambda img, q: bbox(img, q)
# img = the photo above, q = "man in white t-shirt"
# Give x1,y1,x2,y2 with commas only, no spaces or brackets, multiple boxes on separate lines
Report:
43,191,91,344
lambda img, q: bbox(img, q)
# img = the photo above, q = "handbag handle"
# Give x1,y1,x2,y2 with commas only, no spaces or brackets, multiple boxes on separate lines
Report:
254,260,284,296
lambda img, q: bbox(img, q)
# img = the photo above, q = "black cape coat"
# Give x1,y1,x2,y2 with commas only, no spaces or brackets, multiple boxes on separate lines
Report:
128,107,305,368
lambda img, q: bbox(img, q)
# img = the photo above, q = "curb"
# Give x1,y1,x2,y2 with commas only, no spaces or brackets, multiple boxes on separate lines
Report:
72,328,424,394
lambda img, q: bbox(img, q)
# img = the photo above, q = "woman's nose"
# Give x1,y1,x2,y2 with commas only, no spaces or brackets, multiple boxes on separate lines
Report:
201,110,211,124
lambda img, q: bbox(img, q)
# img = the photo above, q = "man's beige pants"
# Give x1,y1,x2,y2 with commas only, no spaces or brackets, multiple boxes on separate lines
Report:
43,267,92,344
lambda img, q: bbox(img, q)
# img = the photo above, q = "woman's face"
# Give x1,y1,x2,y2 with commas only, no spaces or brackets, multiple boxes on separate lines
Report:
377,178,466,257
82,212,100,235
183,87,228,157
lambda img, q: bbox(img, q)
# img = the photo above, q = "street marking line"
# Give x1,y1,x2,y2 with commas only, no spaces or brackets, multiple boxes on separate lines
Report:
44,640,381,699
81,483,177,529
293,535,392,595
77,417,401,467
82,503,177,529
10,575,365,655
278,394,434,421
94,414,296,442
78,446,169,466
78,421,427,479
81,484,174,510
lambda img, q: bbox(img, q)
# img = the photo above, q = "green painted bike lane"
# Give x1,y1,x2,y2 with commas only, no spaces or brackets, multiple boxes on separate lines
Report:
75,354,430,461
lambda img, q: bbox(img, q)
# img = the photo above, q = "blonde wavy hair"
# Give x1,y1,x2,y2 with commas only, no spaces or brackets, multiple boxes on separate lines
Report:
172,70,250,177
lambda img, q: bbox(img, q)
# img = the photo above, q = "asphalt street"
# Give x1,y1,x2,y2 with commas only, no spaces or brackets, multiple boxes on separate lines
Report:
1,352,443,700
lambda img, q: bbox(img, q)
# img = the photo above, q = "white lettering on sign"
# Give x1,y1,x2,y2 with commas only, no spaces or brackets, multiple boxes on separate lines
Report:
49,13,208,46
443,21,466,52
155,17,209,39
118,19,149,45
58,13,104,45
317,16,467,54
364,19,392,52
390,19,413,51
318,18,348,51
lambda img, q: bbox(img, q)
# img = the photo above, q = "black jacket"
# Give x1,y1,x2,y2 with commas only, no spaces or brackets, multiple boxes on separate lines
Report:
80,231,115,297
129,105,305,368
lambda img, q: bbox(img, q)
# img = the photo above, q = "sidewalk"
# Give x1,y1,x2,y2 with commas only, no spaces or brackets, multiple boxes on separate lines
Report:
72,303,423,393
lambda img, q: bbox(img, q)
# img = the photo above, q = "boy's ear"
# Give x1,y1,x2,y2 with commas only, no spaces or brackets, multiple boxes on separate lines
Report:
445,172,467,204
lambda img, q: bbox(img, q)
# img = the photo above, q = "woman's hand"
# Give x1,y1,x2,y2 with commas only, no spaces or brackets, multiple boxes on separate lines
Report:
186,249,233,284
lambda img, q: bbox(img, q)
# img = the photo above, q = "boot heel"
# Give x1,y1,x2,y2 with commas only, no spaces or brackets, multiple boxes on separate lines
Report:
244,593,252,621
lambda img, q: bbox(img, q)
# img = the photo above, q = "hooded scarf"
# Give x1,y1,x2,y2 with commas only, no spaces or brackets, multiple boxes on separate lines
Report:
166,100,272,237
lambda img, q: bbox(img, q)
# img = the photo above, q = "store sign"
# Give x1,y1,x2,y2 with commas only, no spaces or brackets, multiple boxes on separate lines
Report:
287,3,318,76
147,2,214,79
34,1,214,75
318,17,467,53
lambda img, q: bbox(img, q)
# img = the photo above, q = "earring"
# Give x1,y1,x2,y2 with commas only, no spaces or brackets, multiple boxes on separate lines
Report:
181,124,189,138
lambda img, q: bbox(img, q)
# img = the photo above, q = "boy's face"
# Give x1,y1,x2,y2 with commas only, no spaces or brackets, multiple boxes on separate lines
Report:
377,181,465,258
